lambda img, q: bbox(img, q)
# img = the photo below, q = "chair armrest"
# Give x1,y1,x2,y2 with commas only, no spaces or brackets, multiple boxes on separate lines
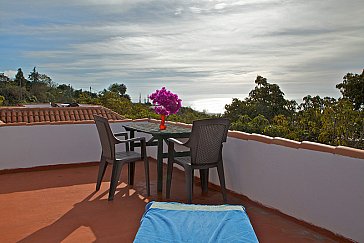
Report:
167,138,186,146
167,138,190,161
127,137,146,143
115,137,145,144
115,137,147,155
114,132,128,139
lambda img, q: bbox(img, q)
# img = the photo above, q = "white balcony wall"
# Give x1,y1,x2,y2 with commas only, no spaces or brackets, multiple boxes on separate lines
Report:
214,137,364,242
0,122,142,169
1,124,97,168
0,123,363,242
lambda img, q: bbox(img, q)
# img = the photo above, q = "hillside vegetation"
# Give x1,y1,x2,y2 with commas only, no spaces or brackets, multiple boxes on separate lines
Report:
1,68,363,149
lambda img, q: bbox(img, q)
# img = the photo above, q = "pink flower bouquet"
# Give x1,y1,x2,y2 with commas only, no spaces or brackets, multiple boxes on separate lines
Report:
149,87,182,116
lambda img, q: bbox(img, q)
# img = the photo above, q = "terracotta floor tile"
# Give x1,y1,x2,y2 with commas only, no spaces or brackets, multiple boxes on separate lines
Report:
0,161,350,243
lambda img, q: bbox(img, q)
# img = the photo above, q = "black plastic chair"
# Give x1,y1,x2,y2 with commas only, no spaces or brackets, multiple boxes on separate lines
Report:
166,118,230,203
94,115,150,201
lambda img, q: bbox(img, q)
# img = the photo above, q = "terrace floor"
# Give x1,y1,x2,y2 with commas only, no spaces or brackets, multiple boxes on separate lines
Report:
0,160,349,243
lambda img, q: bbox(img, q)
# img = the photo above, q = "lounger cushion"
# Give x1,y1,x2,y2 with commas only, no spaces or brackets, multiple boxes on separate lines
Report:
134,201,259,243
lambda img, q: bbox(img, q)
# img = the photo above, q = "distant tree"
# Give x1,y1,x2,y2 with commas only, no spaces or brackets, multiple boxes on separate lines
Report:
76,92,98,105
126,102,155,119
224,98,250,122
264,114,292,138
231,114,252,131
0,81,28,105
107,83,131,100
56,84,72,92
29,82,53,103
25,68,53,102
319,99,363,148
28,67,40,83
99,91,133,115
224,76,364,149
294,95,325,142
249,114,270,133
336,69,364,110
169,106,214,124
28,67,54,86
0,73,11,82
55,84,75,102
299,95,323,110
249,76,284,103
0,95,4,106
247,76,293,119
14,68,27,101
14,68,26,86
108,83,126,94
224,76,294,122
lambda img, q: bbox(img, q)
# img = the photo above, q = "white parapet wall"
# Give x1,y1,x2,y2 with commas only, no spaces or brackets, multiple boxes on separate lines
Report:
217,136,364,242
0,121,363,242
0,123,102,168
0,122,142,169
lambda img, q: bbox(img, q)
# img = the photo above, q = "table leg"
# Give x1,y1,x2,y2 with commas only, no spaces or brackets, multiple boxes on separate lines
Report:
128,130,135,185
157,138,164,193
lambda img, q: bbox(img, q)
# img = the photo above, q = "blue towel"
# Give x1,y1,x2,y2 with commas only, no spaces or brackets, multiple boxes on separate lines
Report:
134,201,259,243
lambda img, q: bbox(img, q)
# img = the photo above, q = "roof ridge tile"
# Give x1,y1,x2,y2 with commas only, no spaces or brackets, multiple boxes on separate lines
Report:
0,105,123,125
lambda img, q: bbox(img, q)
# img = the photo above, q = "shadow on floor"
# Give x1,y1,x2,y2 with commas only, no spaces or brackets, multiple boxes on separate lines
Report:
18,185,148,243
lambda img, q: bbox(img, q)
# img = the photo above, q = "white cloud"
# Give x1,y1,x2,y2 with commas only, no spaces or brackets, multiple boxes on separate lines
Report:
2,70,18,79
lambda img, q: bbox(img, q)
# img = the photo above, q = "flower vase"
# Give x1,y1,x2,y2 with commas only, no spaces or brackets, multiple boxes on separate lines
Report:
159,114,166,130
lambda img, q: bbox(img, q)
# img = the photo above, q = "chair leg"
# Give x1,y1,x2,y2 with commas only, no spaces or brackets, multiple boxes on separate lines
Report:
96,157,108,191
191,169,195,195
144,157,150,196
128,162,135,185
217,162,227,203
185,167,193,203
108,162,123,201
166,159,174,199
200,169,209,194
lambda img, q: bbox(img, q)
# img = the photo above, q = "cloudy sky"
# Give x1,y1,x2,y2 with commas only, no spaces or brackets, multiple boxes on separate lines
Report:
1,0,363,113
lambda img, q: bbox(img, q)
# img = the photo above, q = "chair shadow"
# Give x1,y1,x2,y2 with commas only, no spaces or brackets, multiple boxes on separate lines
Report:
17,185,149,243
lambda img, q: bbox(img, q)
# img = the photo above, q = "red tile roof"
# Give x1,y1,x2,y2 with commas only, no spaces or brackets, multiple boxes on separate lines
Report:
0,105,124,125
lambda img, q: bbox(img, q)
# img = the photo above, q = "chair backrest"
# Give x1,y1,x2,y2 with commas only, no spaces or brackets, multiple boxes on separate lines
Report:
94,115,116,161
186,118,230,165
